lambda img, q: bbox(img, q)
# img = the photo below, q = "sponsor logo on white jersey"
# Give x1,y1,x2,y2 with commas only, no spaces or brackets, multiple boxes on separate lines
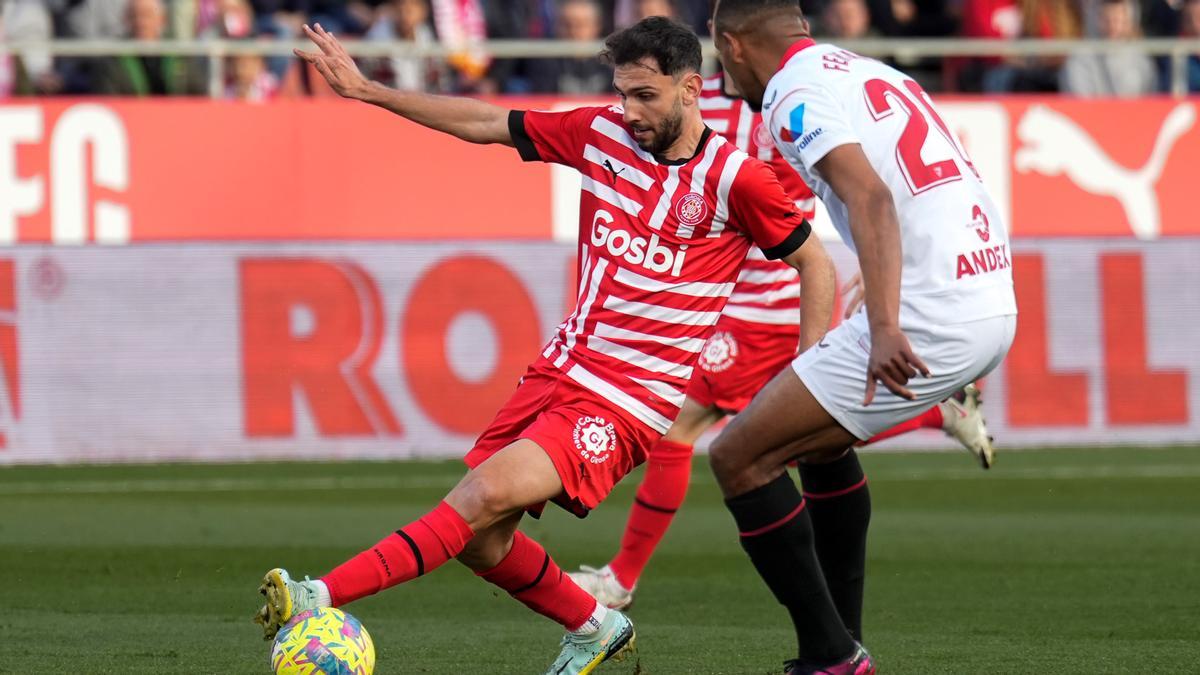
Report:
590,209,688,276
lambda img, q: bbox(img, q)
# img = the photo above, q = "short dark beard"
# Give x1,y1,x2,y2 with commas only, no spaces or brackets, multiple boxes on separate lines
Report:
642,97,684,156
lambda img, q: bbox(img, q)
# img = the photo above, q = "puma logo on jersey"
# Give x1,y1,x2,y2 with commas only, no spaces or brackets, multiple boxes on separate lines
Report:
603,159,626,182
591,209,688,276
1014,103,1196,240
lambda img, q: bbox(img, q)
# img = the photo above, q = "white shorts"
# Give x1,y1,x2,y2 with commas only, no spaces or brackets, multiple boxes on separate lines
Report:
792,311,1017,440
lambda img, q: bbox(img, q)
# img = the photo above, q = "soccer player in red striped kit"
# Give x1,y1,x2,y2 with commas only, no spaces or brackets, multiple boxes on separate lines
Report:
259,17,836,674
569,68,997,614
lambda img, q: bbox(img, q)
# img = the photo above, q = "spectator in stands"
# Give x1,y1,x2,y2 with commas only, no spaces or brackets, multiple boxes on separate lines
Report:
866,0,955,90
0,10,10,98
981,0,1082,92
479,0,556,93
526,0,612,93
634,0,680,21
225,48,280,100
818,0,876,39
212,0,258,37
954,0,1020,90
1156,0,1200,92
1143,0,1184,36
56,0,129,40
248,0,371,36
615,0,693,26
867,0,957,37
364,0,444,91
95,0,209,95
0,0,62,95
1062,0,1157,96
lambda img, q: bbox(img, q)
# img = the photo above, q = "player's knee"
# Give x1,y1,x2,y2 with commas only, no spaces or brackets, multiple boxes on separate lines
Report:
707,435,744,487
446,474,514,531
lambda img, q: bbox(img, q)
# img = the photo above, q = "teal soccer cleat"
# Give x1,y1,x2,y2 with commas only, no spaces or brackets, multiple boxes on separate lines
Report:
544,609,636,675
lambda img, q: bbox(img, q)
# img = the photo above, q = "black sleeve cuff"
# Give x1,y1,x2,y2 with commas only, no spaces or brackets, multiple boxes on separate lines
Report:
760,218,812,260
508,110,541,162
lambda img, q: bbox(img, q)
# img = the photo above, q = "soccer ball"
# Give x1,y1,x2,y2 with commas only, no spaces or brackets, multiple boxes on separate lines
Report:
270,607,375,675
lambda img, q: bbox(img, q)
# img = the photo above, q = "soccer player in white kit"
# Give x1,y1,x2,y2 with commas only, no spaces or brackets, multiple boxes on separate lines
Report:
708,1,1018,673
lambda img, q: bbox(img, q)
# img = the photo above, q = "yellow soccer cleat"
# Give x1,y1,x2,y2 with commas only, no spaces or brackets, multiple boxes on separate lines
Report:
254,568,325,641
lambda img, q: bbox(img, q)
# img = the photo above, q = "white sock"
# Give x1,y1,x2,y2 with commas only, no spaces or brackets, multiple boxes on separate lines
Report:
937,401,955,431
571,603,608,635
313,579,332,608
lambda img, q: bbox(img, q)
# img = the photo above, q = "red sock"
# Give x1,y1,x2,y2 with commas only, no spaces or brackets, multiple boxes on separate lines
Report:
863,406,944,444
478,531,597,630
322,501,473,606
608,439,692,589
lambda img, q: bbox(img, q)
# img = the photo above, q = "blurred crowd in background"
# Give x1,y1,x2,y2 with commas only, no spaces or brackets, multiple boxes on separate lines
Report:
1,0,1197,100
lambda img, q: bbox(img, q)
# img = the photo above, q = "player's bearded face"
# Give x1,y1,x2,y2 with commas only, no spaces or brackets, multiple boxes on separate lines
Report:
639,96,685,155
614,61,687,156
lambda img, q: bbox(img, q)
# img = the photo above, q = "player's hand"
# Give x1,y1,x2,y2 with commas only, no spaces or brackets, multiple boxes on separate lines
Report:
841,272,865,319
864,325,930,405
294,23,371,100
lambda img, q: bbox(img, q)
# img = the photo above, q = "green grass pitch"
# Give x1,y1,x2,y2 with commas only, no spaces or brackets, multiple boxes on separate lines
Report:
1,447,1198,673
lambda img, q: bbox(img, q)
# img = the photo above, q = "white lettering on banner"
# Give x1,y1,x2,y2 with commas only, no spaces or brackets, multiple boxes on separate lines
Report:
1014,103,1195,240
590,209,688,276
0,108,44,244
50,105,131,244
0,104,130,244
0,241,1196,464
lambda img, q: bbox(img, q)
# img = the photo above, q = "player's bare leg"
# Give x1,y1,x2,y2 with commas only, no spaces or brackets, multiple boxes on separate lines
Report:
571,398,724,609
256,440,634,673
709,368,873,672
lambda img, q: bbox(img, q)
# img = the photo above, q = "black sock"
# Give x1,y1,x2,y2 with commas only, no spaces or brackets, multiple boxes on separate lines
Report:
798,449,871,642
726,473,856,664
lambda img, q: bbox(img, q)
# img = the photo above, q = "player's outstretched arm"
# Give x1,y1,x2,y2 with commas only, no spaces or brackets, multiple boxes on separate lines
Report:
295,23,513,146
780,235,835,353
815,144,929,404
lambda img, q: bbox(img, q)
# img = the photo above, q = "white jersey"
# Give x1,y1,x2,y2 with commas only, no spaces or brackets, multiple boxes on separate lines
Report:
763,40,1018,326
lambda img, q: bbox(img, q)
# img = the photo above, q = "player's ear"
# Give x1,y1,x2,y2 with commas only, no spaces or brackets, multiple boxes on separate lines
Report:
681,71,704,105
721,31,745,64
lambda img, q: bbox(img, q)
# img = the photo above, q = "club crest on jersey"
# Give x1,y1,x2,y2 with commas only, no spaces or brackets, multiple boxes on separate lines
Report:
698,331,739,373
754,122,773,148
675,192,707,227
573,415,616,464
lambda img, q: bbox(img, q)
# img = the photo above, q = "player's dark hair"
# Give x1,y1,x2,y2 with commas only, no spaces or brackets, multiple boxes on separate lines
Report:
600,16,702,78
712,0,803,33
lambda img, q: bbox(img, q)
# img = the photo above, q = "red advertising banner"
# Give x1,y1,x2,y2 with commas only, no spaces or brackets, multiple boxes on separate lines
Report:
0,240,1195,465
1,97,1196,244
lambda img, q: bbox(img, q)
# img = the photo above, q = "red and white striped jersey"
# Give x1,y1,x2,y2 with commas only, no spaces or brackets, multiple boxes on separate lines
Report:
700,74,813,329
510,105,810,433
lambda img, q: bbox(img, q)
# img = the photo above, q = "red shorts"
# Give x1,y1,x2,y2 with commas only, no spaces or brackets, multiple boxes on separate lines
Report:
686,317,800,414
463,358,659,518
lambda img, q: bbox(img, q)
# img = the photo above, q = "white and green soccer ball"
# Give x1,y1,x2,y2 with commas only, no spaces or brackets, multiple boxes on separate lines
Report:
270,607,375,675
